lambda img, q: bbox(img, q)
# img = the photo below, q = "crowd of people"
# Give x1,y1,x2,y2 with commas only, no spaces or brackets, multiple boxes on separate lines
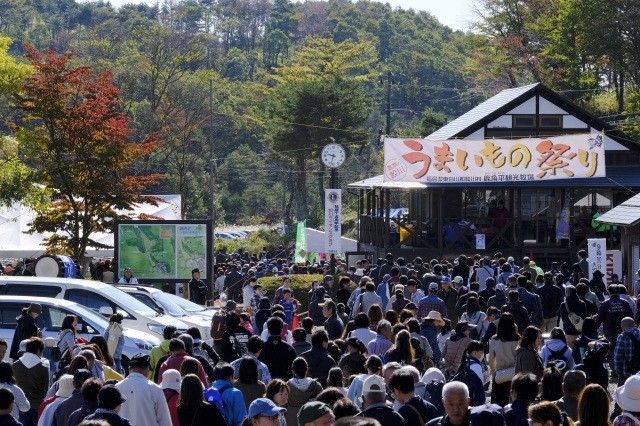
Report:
3,249,640,426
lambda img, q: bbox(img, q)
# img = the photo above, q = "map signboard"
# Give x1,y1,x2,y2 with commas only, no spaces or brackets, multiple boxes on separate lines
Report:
115,220,211,282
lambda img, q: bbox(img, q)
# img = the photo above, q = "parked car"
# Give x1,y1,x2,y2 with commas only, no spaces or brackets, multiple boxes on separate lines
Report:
165,292,218,318
0,295,159,364
0,276,188,338
115,285,213,343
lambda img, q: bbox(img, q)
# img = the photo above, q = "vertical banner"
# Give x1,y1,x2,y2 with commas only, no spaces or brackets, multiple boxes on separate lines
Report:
324,189,342,254
587,238,606,280
555,199,570,240
606,250,622,285
295,220,307,264
475,234,486,250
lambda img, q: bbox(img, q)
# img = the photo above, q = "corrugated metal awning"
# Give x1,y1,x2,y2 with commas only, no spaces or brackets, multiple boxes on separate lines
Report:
595,193,640,227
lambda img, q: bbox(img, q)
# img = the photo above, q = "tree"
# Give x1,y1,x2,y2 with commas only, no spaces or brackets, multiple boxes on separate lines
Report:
263,37,374,223
12,46,163,260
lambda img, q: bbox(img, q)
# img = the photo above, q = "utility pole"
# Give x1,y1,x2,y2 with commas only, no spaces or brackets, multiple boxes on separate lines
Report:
208,47,216,294
386,71,392,136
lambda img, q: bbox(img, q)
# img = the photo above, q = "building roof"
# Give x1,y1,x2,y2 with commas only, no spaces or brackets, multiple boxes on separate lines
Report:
348,165,640,190
427,83,638,149
595,193,640,227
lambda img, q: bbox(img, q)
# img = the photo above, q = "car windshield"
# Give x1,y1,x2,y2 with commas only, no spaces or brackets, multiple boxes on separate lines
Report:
152,291,187,317
167,293,212,313
100,285,158,317
69,303,108,331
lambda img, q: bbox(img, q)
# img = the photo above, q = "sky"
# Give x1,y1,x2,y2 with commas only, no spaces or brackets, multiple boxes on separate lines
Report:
104,0,478,32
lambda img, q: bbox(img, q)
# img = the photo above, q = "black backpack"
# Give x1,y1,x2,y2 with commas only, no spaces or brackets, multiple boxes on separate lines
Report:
449,358,485,406
547,345,570,374
424,379,445,415
624,332,640,375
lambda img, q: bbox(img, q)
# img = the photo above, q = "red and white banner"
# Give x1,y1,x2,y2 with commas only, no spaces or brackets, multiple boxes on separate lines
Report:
383,134,605,183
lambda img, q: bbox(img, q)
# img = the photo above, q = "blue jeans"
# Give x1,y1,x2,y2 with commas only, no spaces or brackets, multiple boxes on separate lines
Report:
19,408,37,426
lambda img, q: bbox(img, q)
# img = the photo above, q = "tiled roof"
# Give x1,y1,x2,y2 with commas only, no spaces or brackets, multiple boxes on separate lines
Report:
595,192,640,226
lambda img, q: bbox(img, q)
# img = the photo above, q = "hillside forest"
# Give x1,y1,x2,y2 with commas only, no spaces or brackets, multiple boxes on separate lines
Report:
1,0,640,236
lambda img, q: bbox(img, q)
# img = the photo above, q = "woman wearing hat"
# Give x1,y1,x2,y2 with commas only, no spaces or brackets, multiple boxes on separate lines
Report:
614,376,640,425
420,311,444,366
442,321,473,378
9,304,41,360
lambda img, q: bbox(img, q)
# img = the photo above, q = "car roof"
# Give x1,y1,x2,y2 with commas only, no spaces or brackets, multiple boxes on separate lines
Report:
116,285,158,294
0,295,79,307
0,276,111,289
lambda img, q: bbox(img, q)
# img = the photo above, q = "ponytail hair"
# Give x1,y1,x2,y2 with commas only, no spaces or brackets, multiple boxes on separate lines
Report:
345,337,367,355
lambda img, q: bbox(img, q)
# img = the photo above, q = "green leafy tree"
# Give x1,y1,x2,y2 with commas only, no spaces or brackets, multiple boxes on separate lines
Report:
12,46,163,260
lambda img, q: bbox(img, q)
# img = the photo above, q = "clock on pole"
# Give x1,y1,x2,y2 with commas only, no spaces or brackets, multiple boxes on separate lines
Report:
321,143,346,168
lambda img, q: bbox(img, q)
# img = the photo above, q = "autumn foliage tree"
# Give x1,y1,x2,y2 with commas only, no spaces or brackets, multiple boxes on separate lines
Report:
12,46,163,260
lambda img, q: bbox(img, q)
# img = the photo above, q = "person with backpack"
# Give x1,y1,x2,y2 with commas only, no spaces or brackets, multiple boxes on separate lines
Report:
449,340,486,407
459,297,486,341
614,317,640,385
559,285,588,349
205,362,246,426
352,282,382,317
160,369,181,426
389,369,440,426
539,327,575,374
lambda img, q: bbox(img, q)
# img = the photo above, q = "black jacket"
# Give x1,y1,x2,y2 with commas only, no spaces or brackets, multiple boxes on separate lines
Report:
358,403,406,426
535,283,564,319
178,401,227,426
188,278,208,305
85,410,133,426
300,347,337,387
10,313,39,359
259,336,297,380
220,326,251,362
501,301,530,333
324,314,343,340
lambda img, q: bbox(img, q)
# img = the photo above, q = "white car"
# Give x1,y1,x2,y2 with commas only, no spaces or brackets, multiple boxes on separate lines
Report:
0,296,159,364
116,285,213,343
0,276,189,338
165,292,218,319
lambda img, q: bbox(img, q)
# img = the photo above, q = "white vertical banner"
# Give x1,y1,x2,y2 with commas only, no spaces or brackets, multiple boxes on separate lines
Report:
587,238,606,280
606,250,622,285
324,189,342,254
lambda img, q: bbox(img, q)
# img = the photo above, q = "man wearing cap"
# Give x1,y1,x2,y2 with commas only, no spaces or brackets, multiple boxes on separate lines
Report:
437,276,458,327
117,267,138,285
298,401,334,426
247,398,286,425
67,377,103,426
116,353,171,426
13,337,48,426
356,374,405,425
84,385,132,426
487,283,507,309
188,268,208,305
318,299,343,340
51,369,92,426
417,282,447,322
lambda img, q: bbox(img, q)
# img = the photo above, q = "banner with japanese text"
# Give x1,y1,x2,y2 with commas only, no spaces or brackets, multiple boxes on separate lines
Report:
587,238,606,280
324,190,341,254
383,133,605,183
295,220,307,264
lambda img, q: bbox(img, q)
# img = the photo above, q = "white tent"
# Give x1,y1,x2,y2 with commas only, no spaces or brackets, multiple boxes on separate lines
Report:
305,227,358,253
0,195,182,258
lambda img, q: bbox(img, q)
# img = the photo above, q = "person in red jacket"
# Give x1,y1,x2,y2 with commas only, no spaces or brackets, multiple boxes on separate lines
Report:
161,369,181,426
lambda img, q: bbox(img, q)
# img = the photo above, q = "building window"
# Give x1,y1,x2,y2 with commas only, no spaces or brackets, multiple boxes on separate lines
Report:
539,115,563,128
512,115,536,128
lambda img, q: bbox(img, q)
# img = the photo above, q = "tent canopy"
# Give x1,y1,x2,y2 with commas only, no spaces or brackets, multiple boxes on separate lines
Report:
0,195,182,258
305,227,357,253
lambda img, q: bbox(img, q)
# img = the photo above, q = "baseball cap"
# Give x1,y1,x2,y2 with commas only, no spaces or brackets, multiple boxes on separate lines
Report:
73,369,93,385
249,398,286,418
495,283,505,291
428,282,439,291
407,279,418,287
98,385,126,409
453,276,464,284
191,268,200,274
298,401,333,426
507,256,515,262
362,374,386,393
161,369,181,392
323,275,334,283
354,268,364,277
441,276,451,283
315,287,326,297
129,353,150,369
318,300,337,311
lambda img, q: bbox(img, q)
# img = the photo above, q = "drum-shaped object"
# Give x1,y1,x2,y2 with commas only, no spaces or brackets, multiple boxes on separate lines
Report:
34,254,77,278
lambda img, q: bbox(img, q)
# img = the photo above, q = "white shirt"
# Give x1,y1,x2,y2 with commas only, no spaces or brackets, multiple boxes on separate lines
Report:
116,372,171,426
118,276,139,285
260,328,293,344
0,383,30,420
349,328,377,345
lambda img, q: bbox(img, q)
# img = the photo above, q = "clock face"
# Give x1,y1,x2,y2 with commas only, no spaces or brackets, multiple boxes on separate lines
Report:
321,143,346,168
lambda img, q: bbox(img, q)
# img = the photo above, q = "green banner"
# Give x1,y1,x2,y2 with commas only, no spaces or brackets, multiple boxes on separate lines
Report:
295,221,307,264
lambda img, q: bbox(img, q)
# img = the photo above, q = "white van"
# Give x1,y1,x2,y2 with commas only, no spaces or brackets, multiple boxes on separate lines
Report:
0,296,160,364
0,277,188,338
115,285,213,343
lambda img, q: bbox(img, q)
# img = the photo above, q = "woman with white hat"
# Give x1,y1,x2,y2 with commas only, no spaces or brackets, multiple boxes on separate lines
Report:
614,375,640,426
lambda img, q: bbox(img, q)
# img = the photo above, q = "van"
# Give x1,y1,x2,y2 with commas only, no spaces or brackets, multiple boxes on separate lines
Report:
115,285,213,343
0,277,188,338
0,295,160,364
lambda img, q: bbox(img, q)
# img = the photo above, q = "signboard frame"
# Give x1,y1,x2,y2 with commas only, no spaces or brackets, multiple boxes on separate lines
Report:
114,219,212,284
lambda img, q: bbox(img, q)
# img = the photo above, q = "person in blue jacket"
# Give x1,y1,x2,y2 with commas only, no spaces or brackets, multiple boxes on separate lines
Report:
205,363,246,426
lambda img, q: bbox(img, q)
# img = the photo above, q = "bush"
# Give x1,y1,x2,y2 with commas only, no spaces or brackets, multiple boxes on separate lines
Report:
214,230,286,256
257,274,324,312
